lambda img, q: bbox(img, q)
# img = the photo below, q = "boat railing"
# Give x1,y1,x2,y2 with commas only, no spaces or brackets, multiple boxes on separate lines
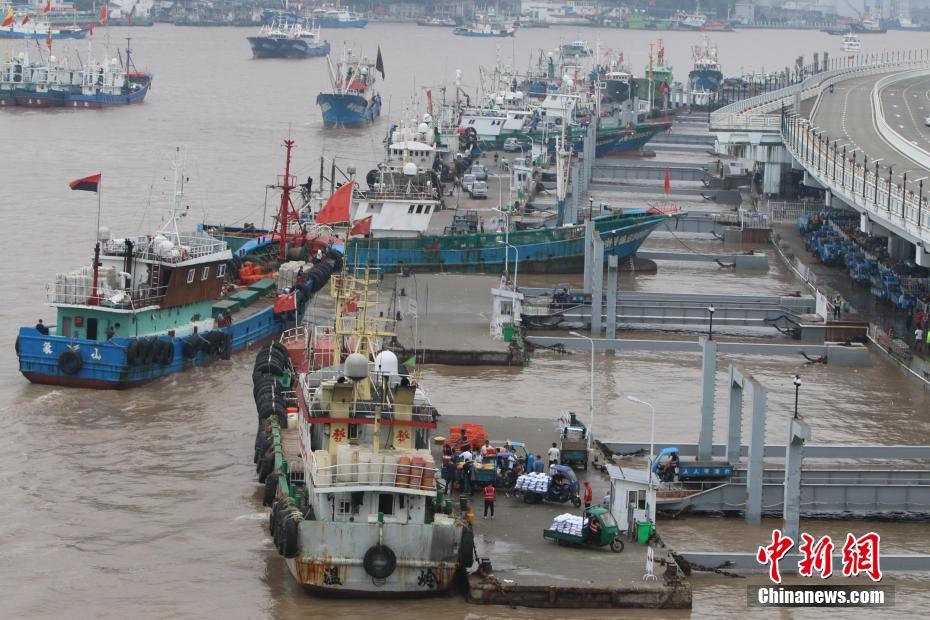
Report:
358,187,439,201
101,233,228,264
47,281,169,309
307,451,438,492
336,314,396,336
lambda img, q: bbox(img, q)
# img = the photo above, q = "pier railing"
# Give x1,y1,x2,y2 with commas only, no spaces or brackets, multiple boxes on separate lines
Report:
307,451,438,492
781,108,930,236
710,51,930,131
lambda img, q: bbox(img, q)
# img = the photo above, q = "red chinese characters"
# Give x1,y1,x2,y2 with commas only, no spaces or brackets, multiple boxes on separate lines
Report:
798,533,835,578
396,429,410,443
331,427,347,443
756,529,795,584
841,532,882,582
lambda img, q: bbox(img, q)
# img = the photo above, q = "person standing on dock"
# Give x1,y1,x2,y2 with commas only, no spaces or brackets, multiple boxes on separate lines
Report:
582,480,593,510
833,295,842,320
915,327,924,354
483,483,496,519
548,443,560,467
533,455,545,473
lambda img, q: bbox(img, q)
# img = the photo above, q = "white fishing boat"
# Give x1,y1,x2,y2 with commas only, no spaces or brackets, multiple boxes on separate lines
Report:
841,33,862,53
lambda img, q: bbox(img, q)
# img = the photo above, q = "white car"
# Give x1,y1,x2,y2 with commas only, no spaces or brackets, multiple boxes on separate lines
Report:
925,115,930,127
461,173,476,192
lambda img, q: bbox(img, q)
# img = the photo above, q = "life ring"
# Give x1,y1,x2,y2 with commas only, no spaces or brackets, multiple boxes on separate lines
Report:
58,349,82,375
363,544,397,579
458,528,475,569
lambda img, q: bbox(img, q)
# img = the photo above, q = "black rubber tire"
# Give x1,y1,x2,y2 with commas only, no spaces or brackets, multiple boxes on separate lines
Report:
610,537,625,553
458,529,475,570
58,349,82,375
182,337,199,359
258,453,274,483
571,496,582,509
263,474,278,507
14,336,20,356
258,402,285,422
160,340,175,365
142,338,156,365
126,340,139,366
363,544,397,579
282,512,300,558
254,359,286,376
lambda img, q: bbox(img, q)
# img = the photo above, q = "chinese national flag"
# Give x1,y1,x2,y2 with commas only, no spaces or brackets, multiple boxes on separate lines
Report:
22,15,29,24
1,8,13,27
99,5,107,24
69,173,101,192
43,0,51,13
663,168,671,194
316,183,352,224
350,216,372,237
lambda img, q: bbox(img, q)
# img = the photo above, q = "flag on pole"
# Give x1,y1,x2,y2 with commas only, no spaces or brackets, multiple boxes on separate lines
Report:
2,8,14,27
127,4,136,25
99,5,107,25
663,168,671,194
43,0,51,13
22,15,29,24
315,183,352,224
402,356,416,370
350,215,372,236
375,46,385,79
69,173,101,192
46,26,51,52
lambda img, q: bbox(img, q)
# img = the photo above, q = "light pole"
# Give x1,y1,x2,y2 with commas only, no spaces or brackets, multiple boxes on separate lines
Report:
793,375,802,418
569,331,595,453
707,304,715,340
495,239,519,291
626,395,656,486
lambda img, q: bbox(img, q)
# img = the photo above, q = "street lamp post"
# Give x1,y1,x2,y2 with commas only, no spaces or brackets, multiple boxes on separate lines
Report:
626,395,656,486
569,331,595,453
793,375,802,418
887,166,894,211
707,304,715,340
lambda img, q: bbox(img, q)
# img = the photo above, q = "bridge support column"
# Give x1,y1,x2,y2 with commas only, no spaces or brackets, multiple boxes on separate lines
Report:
888,236,911,261
783,416,811,542
605,255,618,352
860,213,872,235
917,244,930,268
583,219,594,292
746,384,767,526
726,366,743,467
698,338,717,462
590,234,605,336
824,189,832,207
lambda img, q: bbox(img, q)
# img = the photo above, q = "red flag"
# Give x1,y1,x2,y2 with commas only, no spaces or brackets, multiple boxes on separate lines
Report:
127,4,135,25
99,5,107,24
350,215,372,237
43,0,51,13
273,292,297,314
22,15,29,24
316,183,353,224
69,173,101,192
46,27,51,52
663,168,671,194
1,8,13,27
426,89,433,116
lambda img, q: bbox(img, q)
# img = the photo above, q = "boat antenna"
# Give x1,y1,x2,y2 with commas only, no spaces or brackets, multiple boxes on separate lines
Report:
276,139,298,261
159,147,185,242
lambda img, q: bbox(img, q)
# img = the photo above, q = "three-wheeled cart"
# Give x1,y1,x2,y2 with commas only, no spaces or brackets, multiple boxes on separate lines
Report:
543,506,626,553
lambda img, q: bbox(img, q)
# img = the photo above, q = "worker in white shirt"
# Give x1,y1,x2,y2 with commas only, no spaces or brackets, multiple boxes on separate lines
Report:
547,442,560,467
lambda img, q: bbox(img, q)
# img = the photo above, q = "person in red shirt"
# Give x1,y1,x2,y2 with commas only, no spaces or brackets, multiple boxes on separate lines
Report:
483,483,496,518
582,480,593,509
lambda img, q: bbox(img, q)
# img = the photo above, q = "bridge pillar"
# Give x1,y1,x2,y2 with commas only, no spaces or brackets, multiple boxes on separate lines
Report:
583,219,594,292
698,338,717,462
860,213,872,235
605,255,618,352
917,245,930,268
783,416,811,542
824,189,832,207
746,384,767,526
726,365,743,467
888,236,911,261
590,234,605,336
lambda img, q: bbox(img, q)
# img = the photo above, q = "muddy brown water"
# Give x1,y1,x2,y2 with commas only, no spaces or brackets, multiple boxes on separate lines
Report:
3,24,930,619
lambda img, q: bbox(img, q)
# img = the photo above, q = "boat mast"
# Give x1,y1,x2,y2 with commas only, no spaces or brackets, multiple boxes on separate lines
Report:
159,148,185,243
277,139,297,261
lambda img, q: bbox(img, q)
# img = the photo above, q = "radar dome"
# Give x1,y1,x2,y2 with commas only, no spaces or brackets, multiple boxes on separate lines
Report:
344,353,368,381
373,350,399,378
417,122,429,134
403,162,417,176
423,113,433,124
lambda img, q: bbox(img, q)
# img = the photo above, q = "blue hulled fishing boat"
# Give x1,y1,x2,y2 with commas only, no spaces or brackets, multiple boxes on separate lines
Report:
317,47,383,126
248,19,330,59
15,145,340,389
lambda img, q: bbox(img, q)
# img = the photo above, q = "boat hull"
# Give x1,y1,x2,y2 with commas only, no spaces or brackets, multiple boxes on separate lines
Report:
0,29,87,39
63,81,152,108
17,306,283,389
346,215,667,273
286,520,462,597
688,69,723,91
452,28,514,37
13,88,65,107
316,92,381,126
248,37,330,58
317,18,367,28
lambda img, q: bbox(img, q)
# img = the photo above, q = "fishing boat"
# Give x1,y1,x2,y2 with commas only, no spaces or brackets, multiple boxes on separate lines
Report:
0,15,87,39
635,41,673,110
521,0,597,25
688,34,722,92
840,33,862,52
559,40,593,57
248,19,330,59
453,19,516,37
0,39,153,109
256,267,470,596
311,7,368,28
316,47,383,126
14,145,339,389
416,17,456,27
